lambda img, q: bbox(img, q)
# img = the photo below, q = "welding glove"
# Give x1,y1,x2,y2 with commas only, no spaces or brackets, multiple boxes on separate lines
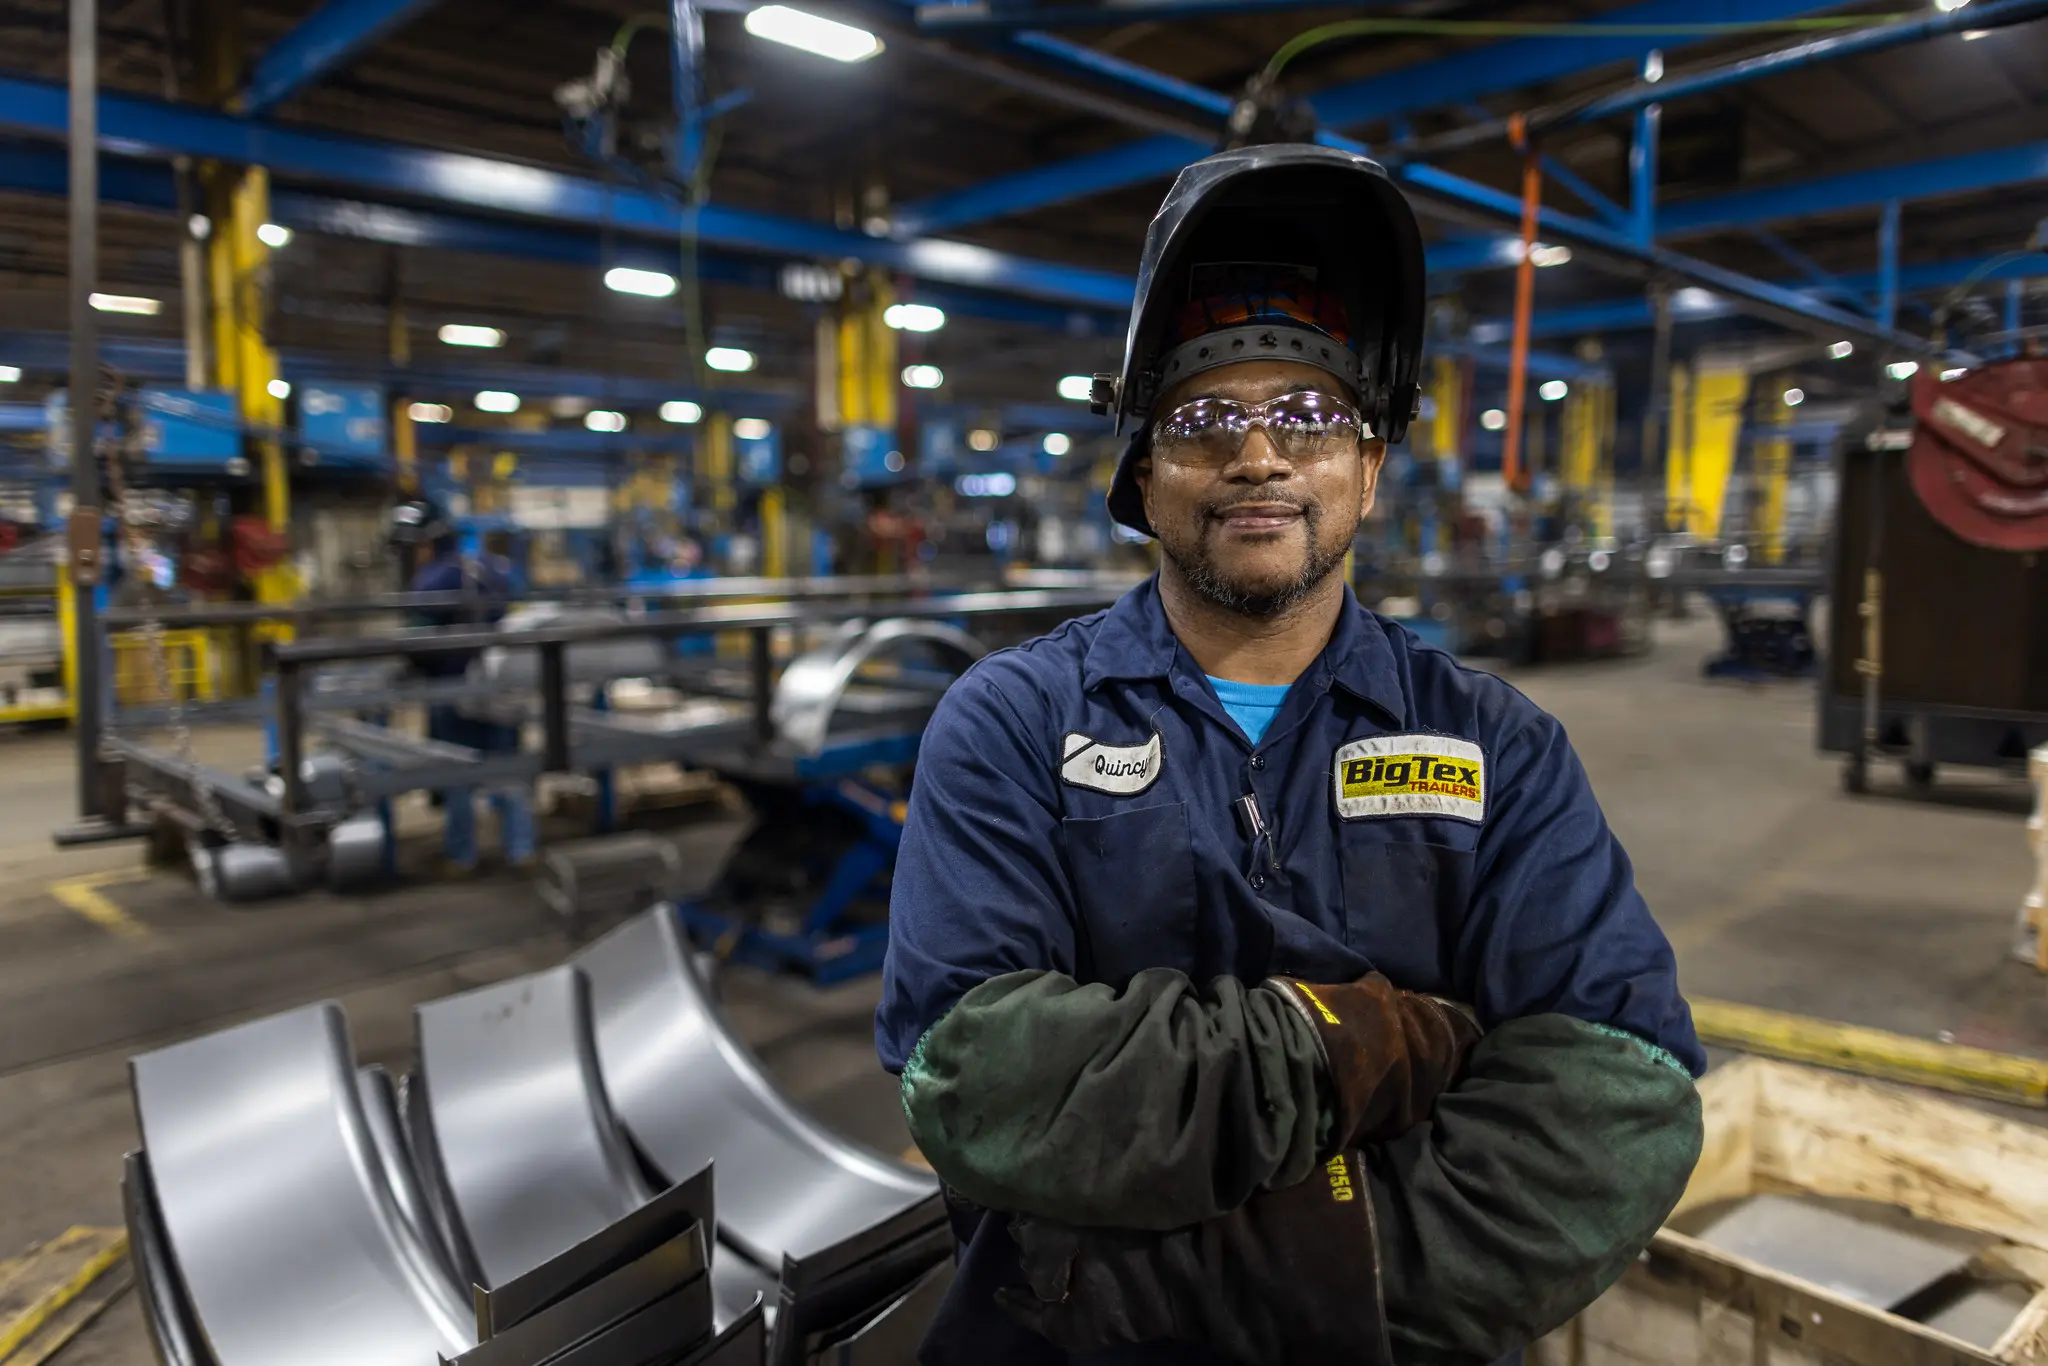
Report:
994,1150,1392,1366
900,966,1478,1232
1265,972,1483,1151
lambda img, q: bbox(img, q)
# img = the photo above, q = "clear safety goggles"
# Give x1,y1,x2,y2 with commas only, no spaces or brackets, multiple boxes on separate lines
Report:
1152,390,1366,467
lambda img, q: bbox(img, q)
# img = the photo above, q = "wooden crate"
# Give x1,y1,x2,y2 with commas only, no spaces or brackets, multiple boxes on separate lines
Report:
1531,1058,2048,1366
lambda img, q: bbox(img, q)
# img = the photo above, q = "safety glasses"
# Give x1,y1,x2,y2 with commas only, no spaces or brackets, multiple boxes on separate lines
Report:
1152,390,1366,468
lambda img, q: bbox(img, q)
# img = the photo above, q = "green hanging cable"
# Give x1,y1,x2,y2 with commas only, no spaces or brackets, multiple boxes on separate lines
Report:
1259,15,1912,86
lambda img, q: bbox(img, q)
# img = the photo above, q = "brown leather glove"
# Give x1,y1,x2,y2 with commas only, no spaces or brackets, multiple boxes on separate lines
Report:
995,1150,1393,1366
1265,973,1482,1151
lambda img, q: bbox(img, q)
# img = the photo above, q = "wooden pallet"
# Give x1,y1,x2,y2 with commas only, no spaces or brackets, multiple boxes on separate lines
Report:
1532,1058,2048,1366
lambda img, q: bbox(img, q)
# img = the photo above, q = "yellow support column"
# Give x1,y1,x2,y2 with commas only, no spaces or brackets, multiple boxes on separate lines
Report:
1665,363,1749,538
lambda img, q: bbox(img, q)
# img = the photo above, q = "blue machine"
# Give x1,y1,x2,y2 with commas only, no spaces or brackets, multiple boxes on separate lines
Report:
842,423,906,485
675,775,908,986
297,382,389,471
47,389,247,475
734,423,781,486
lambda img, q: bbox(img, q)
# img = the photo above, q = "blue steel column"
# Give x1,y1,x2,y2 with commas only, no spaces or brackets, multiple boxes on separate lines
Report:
670,0,706,186
1631,93,1661,245
2007,279,2025,358
1879,199,1902,332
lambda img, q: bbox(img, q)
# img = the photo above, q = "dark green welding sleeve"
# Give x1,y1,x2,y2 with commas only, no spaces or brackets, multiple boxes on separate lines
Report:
1368,1013,1704,1366
899,968,1329,1231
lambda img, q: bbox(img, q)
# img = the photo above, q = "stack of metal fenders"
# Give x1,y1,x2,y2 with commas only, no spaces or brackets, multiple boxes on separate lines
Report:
122,906,952,1366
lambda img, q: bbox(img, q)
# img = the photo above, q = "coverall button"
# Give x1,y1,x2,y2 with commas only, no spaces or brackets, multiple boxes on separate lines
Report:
1249,872,1266,890
1249,755,1266,770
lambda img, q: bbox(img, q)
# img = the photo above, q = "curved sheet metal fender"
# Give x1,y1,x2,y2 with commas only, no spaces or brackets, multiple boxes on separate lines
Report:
771,618,986,756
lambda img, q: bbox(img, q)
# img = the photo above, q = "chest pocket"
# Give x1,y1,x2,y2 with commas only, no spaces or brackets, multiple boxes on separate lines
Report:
1061,803,1198,988
1338,833,1474,993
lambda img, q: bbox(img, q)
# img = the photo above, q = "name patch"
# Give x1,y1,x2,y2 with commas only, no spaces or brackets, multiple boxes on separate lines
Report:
1333,734,1485,823
1061,731,1164,796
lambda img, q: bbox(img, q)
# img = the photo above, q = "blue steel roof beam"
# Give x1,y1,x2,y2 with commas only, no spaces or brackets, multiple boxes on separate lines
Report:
1556,0,2048,131
1746,226,1869,310
0,73,1134,312
1383,152,1952,356
1660,139,2048,236
1003,32,1235,121
894,0,1851,234
242,0,447,116
917,0,1412,32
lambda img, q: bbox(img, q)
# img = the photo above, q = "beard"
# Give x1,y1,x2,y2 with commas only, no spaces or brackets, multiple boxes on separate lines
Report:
1159,494,1353,619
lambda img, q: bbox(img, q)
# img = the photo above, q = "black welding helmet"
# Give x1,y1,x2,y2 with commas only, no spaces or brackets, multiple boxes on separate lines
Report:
387,495,455,549
1099,143,1427,537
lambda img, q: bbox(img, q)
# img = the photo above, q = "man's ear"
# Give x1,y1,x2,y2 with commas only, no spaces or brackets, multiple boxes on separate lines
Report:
1134,452,1156,525
1359,439,1388,519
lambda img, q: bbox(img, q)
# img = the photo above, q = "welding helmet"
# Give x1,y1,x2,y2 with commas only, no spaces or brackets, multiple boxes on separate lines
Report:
1098,143,1427,537
387,495,454,549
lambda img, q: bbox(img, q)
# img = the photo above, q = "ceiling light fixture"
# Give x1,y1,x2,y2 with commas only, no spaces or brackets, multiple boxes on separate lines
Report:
408,402,453,424
1480,408,1507,431
1887,360,1921,381
1042,432,1071,456
257,222,292,249
733,418,773,440
1057,375,1094,401
1829,341,1855,359
661,400,703,424
705,347,756,373
967,428,999,452
1529,243,1573,268
1783,387,1805,407
0,367,21,383
743,6,882,62
605,267,678,298
1539,380,1569,401
439,324,505,348
267,379,292,399
901,364,944,390
474,390,521,413
884,303,946,332
89,293,161,315
585,410,628,432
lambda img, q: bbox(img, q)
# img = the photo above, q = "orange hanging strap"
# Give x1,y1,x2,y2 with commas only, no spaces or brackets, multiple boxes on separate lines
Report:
1502,112,1543,493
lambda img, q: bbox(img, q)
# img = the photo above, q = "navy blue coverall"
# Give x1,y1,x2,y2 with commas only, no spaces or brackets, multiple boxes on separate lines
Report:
875,575,1702,1365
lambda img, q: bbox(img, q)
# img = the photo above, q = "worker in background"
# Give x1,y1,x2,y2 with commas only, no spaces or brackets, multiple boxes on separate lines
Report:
877,145,1705,1366
388,497,535,870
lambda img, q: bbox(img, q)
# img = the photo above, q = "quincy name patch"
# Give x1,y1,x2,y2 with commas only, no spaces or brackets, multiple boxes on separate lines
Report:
1333,734,1485,823
1061,731,1164,796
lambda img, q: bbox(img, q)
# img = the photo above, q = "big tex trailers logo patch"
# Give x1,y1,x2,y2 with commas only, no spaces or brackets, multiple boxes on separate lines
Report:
1332,734,1486,823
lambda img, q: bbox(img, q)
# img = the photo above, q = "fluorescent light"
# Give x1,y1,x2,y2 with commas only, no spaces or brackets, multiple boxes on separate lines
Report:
439,324,505,348
1829,341,1855,359
1480,408,1507,431
0,367,20,383
408,402,453,424
901,364,944,390
585,410,627,432
733,418,773,440
1935,0,1971,12
705,347,756,373
187,214,211,241
1963,28,1990,38
1642,49,1664,83
1042,432,1071,456
1529,243,1573,268
89,293,160,315
1783,387,1805,407
661,400,703,424
1887,360,1920,381
956,472,1017,498
1671,287,1720,314
967,428,999,452
743,5,882,62
256,222,292,249
884,303,946,333
1539,380,1569,401
267,379,292,400
605,267,678,298
1942,366,1968,381
1057,375,1094,402
474,390,521,413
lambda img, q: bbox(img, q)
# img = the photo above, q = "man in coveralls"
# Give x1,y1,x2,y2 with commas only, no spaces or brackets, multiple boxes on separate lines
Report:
876,145,1706,1365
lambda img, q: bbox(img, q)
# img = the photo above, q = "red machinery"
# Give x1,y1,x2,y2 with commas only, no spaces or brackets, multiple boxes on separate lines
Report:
1906,359,2048,551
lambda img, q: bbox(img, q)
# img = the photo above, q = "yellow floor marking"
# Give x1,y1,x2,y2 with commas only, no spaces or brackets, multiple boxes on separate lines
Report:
47,870,155,941
1691,997,2048,1108
0,1227,129,1362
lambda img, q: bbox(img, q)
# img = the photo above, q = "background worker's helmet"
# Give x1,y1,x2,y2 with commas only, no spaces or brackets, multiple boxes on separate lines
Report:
1098,143,1428,537
386,495,455,550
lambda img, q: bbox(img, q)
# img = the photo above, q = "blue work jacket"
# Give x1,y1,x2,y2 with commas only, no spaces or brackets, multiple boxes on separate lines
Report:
876,575,1701,1366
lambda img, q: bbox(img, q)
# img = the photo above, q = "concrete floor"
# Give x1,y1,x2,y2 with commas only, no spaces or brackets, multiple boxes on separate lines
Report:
2,613,2043,1363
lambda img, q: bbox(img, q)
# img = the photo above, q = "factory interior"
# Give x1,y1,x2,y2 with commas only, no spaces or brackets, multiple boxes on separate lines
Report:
2,0,2048,1362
